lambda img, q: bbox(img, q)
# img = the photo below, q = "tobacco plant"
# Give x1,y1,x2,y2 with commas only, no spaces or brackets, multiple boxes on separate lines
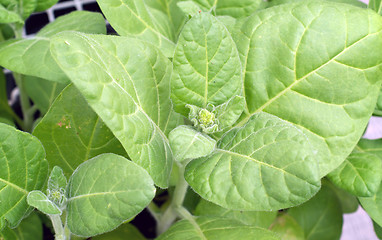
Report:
1,0,382,239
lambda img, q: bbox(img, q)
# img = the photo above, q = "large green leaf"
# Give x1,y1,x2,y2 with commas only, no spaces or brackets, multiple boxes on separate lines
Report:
33,85,127,178
50,33,176,188
156,217,280,240
327,181,359,213
194,199,277,228
23,75,66,114
288,184,343,240
233,1,382,177
97,0,176,57
171,12,242,116
268,0,367,8
0,213,42,240
0,123,48,229
328,151,382,197
185,112,320,211
66,154,155,237
0,11,106,83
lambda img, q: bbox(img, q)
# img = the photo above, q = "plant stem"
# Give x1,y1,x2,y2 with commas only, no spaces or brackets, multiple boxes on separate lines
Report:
49,214,67,240
13,73,34,132
156,163,189,235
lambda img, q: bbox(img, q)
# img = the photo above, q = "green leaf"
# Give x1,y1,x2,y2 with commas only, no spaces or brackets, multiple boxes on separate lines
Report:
269,214,305,240
369,0,382,15
214,0,263,18
66,153,156,237
5,0,37,20
50,33,175,188
33,84,127,178
0,11,106,83
47,166,67,192
97,0,176,57
0,5,23,24
268,0,367,8
0,213,43,240
213,95,245,131
177,1,201,16
27,190,62,215
157,217,280,240
328,152,382,197
169,125,216,162
232,1,382,177
23,75,67,114
144,0,188,40
195,199,277,228
0,123,48,229
359,181,382,227
374,87,382,116
288,184,343,240
185,112,320,211
356,138,382,158
35,0,58,12
327,181,359,213
171,12,242,116
373,220,382,239
92,223,145,240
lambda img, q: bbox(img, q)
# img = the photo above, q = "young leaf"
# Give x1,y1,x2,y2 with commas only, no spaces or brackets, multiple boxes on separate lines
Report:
27,190,62,215
0,5,23,24
288,184,343,240
169,125,216,162
156,217,280,240
33,84,127,178
269,214,305,240
327,152,382,197
92,223,145,240
96,0,176,57
23,75,67,114
0,213,42,240
66,153,156,237
48,166,67,192
232,1,382,177
185,112,321,211
213,95,245,131
171,12,242,116
195,199,277,228
0,123,48,229
0,11,106,83
2,0,37,20
50,33,176,188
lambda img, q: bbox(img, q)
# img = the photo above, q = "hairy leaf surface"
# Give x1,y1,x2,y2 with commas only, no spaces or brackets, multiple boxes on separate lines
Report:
51,32,177,188
33,85,127,178
172,12,242,116
0,123,48,229
0,11,106,83
233,1,382,177
27,190,62,215
185,112,320,211
66,154,156,237
157,217,280,240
